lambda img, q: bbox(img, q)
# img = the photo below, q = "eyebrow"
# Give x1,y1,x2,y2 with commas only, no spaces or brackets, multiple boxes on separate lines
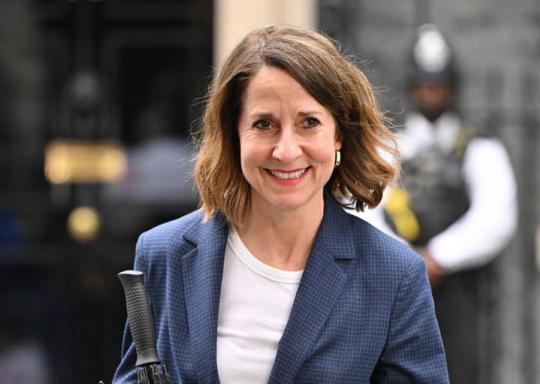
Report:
248,112,276,121
298,111,323,117
248,110,323,119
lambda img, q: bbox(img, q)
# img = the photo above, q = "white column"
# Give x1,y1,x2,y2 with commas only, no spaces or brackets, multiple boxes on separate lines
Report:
214,0,317,69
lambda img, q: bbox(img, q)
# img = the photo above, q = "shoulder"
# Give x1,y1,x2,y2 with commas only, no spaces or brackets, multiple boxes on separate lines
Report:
138,210,203,248
332,207,429,325
464,136,513,167
350,212,424,277
135,209,227,266
330,203,424,282
467,136,508,152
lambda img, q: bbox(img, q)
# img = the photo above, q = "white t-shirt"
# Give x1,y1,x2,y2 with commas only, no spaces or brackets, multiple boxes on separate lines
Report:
216,228,303,384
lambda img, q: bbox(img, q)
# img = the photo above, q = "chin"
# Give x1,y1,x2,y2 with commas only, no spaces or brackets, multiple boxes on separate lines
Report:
265,192,321,213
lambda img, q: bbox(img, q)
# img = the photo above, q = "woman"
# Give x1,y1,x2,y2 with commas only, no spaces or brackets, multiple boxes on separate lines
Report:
113,25,448,383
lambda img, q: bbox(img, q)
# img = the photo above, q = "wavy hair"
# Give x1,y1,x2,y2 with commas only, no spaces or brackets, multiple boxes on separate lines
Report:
193,25,398,226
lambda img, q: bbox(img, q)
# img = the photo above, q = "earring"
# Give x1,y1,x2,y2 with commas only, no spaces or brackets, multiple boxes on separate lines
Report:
335,150,341,167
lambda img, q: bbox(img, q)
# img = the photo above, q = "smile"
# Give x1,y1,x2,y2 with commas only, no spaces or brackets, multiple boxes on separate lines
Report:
268,168,308,180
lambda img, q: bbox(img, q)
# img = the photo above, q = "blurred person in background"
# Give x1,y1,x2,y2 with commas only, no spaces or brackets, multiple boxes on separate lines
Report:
113,25,449,383
354,23,517,383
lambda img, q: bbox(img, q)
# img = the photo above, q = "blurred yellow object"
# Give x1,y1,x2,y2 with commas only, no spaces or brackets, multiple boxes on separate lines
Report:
45,139,126,184
68,206,101,242
384,188,421,242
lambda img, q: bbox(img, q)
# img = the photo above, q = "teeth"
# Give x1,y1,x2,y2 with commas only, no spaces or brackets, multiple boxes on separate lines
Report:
270,168,307,180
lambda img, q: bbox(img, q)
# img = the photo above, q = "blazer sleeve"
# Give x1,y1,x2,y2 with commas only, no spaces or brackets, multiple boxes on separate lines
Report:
111,234,147,384
371,255,449,383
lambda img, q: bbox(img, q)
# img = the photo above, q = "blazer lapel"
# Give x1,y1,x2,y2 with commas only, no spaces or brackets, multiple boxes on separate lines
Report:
181,213,228,383
269,197,354,383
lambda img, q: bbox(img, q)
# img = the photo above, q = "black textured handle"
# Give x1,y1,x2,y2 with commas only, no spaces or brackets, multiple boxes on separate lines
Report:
118,270,160,367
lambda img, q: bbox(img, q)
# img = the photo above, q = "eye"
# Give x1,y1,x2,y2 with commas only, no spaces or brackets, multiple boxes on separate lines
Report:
253,119,272,129
303,117,321,128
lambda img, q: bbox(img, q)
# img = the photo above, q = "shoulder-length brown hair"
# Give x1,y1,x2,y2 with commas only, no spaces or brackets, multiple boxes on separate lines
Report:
193,25,398,226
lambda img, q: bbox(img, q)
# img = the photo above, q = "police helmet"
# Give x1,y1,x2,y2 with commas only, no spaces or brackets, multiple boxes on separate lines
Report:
406,24,459,86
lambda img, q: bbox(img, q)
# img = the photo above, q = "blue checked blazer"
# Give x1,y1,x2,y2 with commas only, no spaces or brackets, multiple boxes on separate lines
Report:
113,196,449,383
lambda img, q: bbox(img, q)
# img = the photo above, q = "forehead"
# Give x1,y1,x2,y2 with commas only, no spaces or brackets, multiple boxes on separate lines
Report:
241,66,322,110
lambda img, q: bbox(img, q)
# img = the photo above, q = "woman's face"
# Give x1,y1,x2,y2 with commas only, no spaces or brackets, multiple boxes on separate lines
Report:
237,66,341,216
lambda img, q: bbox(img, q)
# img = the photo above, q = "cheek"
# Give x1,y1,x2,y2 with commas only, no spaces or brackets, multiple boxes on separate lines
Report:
238,131,252,162
303,144,337,169
313,136,340,163
239,138,267,169
322,146,337,162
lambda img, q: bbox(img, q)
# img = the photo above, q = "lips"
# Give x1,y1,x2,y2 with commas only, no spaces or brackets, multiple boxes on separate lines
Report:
268,168,308,180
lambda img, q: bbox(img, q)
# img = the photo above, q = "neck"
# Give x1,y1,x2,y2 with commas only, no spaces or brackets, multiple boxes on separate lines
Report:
236,197,325,271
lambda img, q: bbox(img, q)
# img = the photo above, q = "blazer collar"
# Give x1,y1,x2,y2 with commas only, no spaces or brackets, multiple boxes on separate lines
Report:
182,195,355,257
268,195,353,383
181,211,228,383
316,194,356,260
180,196,355,383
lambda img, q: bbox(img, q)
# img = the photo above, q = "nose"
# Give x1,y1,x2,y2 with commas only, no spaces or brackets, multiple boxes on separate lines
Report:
272,128,302,163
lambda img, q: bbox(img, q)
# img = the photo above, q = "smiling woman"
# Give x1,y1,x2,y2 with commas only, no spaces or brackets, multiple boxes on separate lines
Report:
113,25,449,384
237,67,340,219
195,26,399,228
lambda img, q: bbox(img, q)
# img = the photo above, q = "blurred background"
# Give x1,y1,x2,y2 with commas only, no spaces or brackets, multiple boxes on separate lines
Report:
0,0,537,383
